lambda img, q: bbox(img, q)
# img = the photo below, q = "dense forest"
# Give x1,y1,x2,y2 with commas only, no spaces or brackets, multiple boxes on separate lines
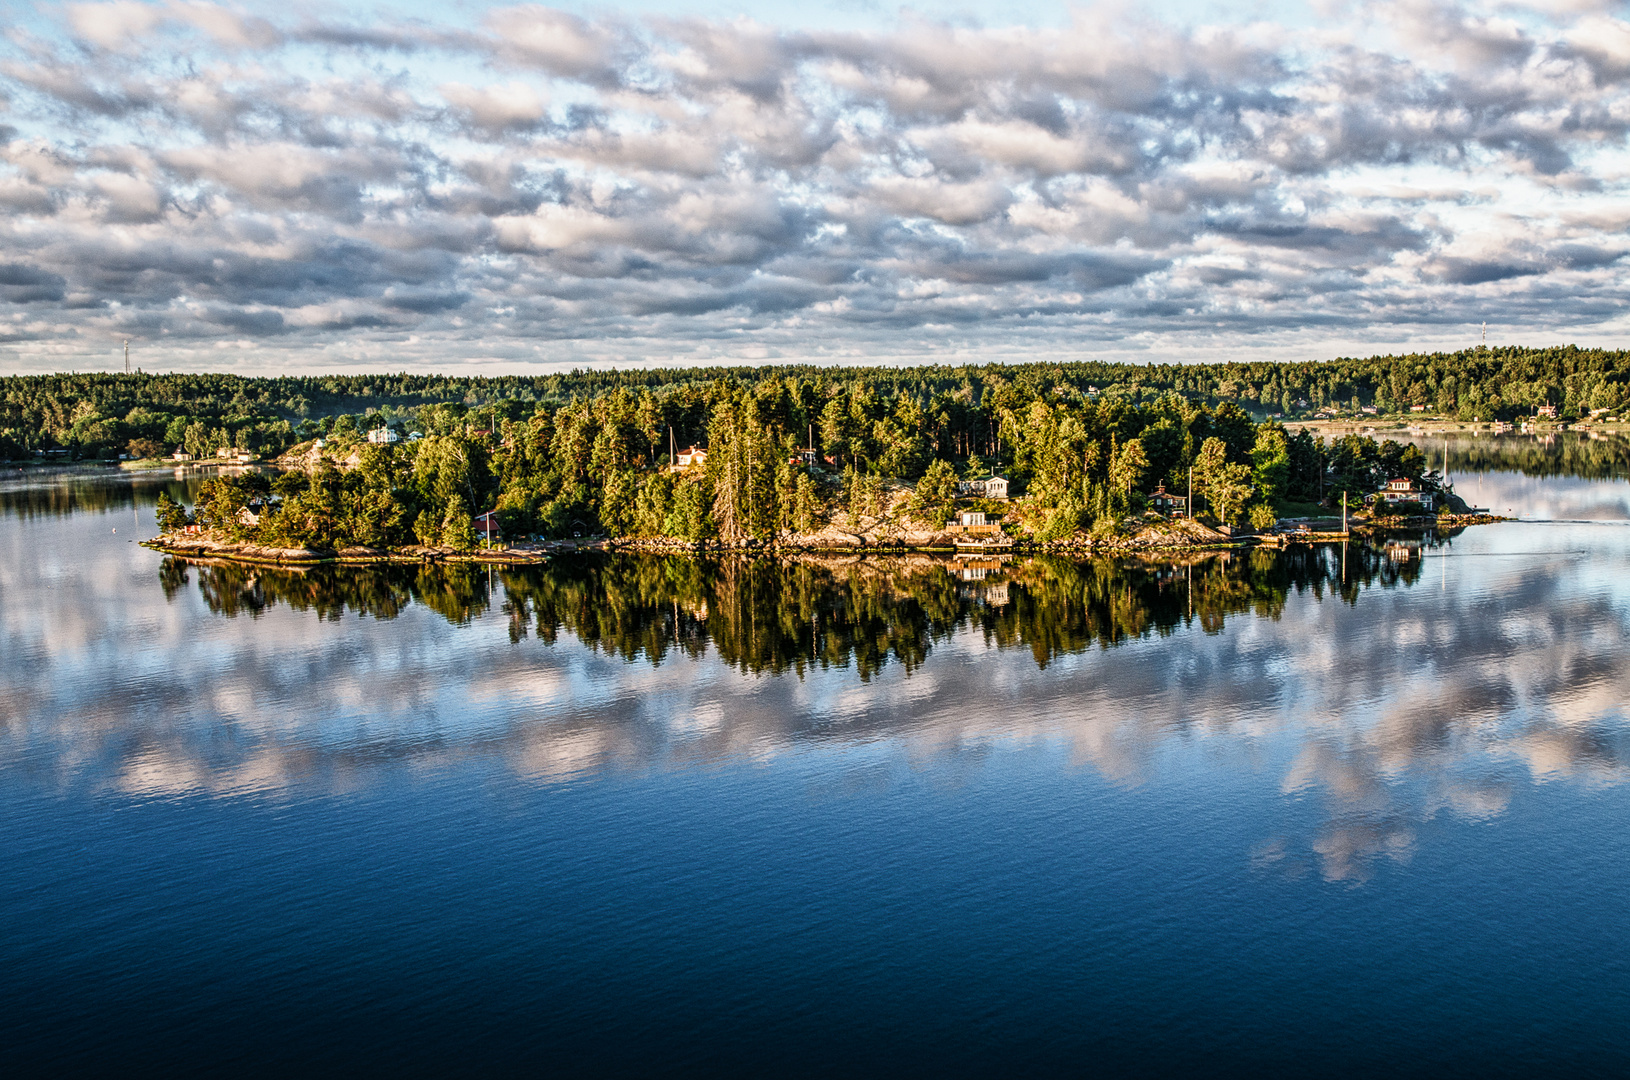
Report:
18,345,1613,545
159,384,1442,548
5,344,1627,466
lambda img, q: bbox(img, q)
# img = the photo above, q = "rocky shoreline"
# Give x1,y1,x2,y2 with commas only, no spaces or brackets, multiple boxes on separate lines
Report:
143,511,1506,568
142,535,552,565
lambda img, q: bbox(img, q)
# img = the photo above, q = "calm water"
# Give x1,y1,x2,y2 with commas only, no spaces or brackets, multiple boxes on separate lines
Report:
5,447,1630,1075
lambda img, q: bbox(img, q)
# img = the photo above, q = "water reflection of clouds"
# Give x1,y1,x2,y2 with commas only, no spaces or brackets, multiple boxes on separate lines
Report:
7,496,1630,884
1454,471,1630,521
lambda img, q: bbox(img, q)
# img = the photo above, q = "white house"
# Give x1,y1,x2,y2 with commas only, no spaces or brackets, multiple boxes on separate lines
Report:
366,428,401,444
948,509,1002,537
1376,478,1436,511
955,475,1010,499
676,445,708,468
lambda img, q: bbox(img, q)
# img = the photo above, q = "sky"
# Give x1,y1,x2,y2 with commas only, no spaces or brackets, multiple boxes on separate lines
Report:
4,0,1630,375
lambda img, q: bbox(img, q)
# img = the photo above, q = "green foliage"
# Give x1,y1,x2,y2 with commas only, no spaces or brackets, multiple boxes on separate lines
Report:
665,475,716,543
910,458,959,527
844,467,886,523
1109,437,1148,501
1040,499,1089,541
440,505,477,551
155,491,189,532
1249,503,1278,531
792,472,823,534
1251,425,1291,505
1194,438,1254,525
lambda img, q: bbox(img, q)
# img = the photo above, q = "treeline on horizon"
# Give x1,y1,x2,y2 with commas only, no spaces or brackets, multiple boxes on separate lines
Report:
6,344,1630,465
164,546,1427,677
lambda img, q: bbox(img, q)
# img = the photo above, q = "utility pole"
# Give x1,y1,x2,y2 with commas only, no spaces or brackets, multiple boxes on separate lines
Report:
1342,490,1348,535
669,425,675,467
1187,465,1193,520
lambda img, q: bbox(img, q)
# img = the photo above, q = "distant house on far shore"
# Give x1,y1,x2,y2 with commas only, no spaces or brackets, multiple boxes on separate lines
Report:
171,449,193,462
676,445,708,468
475,511,501,542
366,428,400,444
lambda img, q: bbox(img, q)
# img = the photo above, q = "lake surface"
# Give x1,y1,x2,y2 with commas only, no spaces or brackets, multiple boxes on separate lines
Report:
5,443,1630,1074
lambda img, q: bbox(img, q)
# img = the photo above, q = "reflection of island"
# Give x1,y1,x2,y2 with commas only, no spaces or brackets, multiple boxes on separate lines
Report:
11,463,1630,895
146,538,1630,885
166,543,1435,676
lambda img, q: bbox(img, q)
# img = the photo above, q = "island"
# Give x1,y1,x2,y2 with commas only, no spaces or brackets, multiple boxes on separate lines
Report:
98,355,1518,566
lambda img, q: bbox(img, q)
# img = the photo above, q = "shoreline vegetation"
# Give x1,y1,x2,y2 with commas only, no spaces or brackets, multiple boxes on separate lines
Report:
135,456,1505,567
140,511,1506,568
5,350,1571,564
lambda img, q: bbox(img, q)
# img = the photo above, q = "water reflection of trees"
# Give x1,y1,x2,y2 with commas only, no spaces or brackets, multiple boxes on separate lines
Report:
161,559,492,624
1406,432,1630,481
167,541,1435,674
0,471,195,518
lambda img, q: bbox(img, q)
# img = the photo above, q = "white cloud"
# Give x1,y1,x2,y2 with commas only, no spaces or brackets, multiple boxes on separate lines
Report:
4,0,1630,371
441,81,550,132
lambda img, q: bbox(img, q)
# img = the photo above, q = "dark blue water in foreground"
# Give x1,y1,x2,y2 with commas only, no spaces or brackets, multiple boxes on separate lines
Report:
4,457,1630,1075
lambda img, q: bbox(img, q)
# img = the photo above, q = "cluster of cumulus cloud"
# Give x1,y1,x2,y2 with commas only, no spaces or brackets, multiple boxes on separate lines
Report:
4,0,1630,370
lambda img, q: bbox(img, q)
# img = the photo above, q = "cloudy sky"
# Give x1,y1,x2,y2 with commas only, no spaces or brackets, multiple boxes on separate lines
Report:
4,0,1630,374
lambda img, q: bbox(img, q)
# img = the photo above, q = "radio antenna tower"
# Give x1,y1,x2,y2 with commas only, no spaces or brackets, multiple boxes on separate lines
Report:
123,339,130,374
1481,322,1486,345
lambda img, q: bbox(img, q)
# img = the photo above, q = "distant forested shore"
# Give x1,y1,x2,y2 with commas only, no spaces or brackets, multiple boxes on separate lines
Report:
5,345,1611,549
5,344,1630,466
